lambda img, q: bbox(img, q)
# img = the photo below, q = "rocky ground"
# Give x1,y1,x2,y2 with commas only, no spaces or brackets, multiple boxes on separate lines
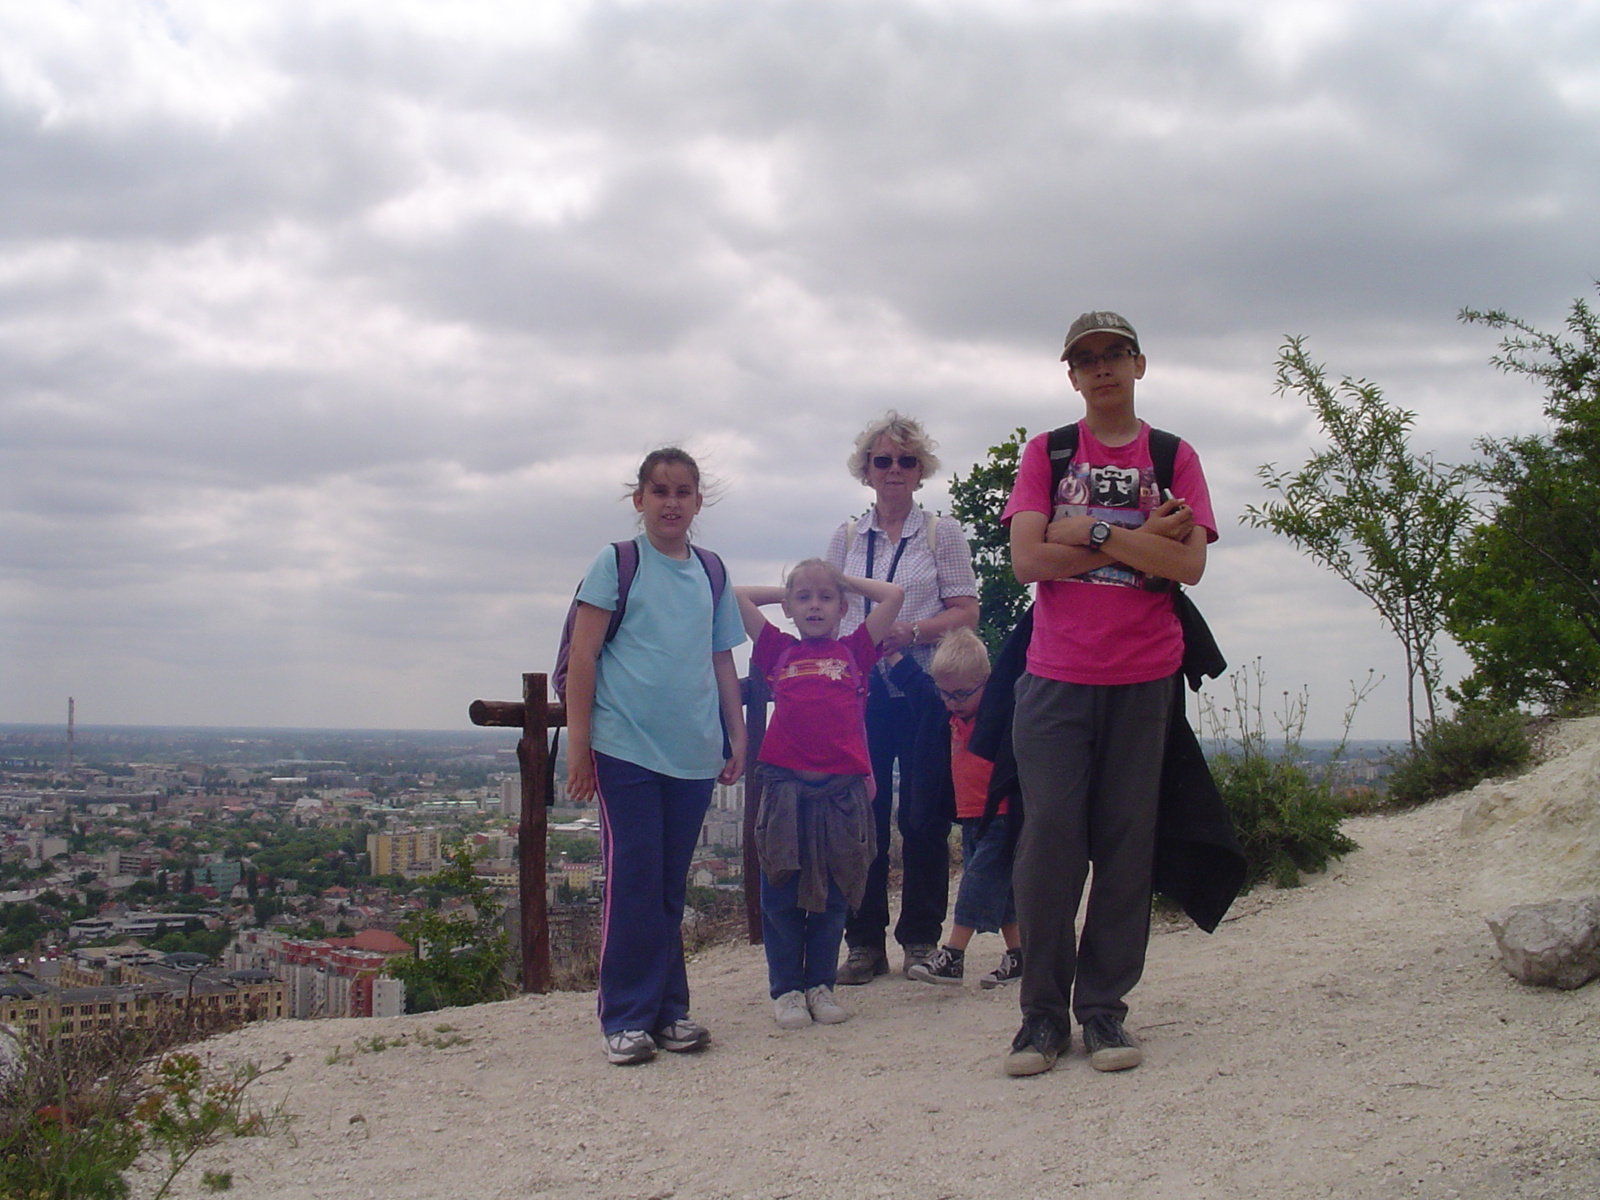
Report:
135,719,1600,1200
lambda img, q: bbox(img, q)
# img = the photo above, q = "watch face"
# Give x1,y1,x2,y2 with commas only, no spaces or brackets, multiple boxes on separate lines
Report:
1091,520,1110,546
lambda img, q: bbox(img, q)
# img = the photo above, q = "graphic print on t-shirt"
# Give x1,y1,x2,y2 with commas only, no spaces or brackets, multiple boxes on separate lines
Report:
1053,462,1158,589
775,654,855,684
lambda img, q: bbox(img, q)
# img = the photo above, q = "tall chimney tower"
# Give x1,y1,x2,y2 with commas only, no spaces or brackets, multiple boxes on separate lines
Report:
66,696,75,777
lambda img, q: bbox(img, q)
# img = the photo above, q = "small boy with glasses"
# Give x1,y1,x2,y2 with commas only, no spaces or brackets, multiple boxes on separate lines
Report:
882,627,1022,989
1000,311,1216,1076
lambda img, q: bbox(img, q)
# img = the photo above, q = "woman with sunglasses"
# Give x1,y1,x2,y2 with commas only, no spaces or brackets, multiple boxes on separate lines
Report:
825,411,980,985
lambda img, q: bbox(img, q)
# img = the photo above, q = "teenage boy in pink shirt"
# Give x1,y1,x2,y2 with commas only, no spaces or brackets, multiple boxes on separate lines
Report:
1000,311,1217,1076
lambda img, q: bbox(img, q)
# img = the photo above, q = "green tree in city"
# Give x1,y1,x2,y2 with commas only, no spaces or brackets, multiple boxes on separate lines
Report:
1446,290,1600,708
948,426,1031,651
1245,338,1472,748
387,845,512,1013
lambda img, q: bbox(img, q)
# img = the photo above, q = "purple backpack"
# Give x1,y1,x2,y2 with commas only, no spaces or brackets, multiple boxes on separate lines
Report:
552,540,728,700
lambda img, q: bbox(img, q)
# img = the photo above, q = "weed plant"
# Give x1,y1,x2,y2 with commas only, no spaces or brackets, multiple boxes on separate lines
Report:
1201,661,1369,889
0,1009,285,1200
1384,702,1533,808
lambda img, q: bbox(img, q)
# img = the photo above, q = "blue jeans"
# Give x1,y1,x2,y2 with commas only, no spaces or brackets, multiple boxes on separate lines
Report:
953,814,1017,933
593,752,714,1034
761,869,848,998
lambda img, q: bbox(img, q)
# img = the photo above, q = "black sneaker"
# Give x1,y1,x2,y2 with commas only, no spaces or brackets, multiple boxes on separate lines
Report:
907,944,964,985
836,945,889,986
979,947,1023,989
1003,1012,1068,1077
1081,1014,1142,1072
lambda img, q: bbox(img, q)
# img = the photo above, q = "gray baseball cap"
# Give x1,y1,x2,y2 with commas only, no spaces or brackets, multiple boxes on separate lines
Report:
1060,311,1140,362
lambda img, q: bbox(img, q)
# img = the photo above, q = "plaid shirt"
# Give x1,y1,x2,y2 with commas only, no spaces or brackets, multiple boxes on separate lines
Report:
825,505,978,684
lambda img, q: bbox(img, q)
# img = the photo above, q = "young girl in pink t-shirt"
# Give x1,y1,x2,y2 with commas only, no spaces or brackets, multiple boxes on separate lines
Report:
736,560,904,1031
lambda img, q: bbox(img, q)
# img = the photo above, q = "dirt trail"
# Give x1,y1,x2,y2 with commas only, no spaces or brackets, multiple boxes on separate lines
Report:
139,720,1600,1200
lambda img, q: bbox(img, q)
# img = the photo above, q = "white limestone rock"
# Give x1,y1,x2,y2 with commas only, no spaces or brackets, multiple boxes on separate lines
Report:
1486,895,1600,989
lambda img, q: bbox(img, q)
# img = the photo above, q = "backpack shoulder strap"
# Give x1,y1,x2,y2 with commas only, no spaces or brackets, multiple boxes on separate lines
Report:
1046,422,1080,496
1148,427,1181,496
689,545,728,606
605,540,641,642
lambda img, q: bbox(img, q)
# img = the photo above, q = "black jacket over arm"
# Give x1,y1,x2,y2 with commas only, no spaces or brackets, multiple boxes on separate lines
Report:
968,606,1246,934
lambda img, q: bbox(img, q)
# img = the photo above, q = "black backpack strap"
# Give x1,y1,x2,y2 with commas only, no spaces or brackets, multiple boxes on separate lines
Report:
1148,427,1180,496
1046,422,1080,498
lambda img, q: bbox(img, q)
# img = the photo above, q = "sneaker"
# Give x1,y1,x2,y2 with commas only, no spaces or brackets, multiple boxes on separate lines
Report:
603,1029,656,1065
1081,1014,1143,1072
901,943,938,978
1003,1013,1068,1077
907,944,965,985
979,947,1023,990
835,945,889,986
806,985,849,1025
773,990,812,1031
654,1018,710,1052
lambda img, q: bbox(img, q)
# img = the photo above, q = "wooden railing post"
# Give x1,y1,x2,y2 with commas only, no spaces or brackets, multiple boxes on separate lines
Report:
469,683,566,995
517,673,552,994
741,672,770,944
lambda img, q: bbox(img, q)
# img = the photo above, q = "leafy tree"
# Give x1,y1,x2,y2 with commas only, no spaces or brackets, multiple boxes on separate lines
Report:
387,845,512,1013
1446,291,1600,707
1245,338,1472,748
948,427,1031,651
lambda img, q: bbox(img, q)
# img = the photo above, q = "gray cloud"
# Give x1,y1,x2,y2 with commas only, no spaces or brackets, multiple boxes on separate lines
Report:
1,0,1595,735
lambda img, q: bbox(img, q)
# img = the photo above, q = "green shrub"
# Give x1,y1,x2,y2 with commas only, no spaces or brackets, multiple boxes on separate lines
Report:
1202,662,1366,889
1385,703,1532,808
0,1012,282,1200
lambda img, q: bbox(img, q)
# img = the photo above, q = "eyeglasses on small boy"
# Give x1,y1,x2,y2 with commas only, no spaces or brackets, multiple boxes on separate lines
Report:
936,683,984,704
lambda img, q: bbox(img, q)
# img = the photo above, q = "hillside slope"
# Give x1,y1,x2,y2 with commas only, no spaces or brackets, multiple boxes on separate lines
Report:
138,720,1600,1200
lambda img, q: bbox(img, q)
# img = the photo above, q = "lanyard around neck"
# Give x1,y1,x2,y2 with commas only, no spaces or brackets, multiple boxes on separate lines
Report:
862,525,911,615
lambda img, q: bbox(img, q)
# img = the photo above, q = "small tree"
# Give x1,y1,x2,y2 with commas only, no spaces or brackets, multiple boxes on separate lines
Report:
948,427,1031,651
387,845,512,1013
1245,339,1472,748
1447,290,1600,708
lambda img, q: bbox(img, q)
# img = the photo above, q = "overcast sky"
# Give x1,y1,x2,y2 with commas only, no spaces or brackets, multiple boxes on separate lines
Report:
2,0,1597,739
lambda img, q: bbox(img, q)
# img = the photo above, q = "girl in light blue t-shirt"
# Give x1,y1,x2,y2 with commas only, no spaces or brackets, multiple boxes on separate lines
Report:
563,447,747,1066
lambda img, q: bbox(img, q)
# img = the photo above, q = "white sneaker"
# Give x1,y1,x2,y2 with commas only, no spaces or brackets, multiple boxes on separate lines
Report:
806,984,849,1025
773,990,812,1031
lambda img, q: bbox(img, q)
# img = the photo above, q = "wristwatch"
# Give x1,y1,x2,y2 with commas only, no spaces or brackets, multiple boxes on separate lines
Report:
1089,520,1112,548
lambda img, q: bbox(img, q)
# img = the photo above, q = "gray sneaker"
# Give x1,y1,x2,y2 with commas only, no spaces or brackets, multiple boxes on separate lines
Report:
603,1029,656,1065
654,1018,710,1052
1081,1014,1142,1072
901,943,938,977
836,945,889,985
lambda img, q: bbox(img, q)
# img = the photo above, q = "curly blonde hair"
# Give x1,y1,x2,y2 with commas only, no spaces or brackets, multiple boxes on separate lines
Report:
847,411,941,485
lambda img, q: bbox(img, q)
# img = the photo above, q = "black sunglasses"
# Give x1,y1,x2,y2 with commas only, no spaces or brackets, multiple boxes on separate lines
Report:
872,454,921,470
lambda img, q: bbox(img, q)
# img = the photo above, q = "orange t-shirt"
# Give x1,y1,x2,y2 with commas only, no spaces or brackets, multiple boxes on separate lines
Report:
950,714,1005,818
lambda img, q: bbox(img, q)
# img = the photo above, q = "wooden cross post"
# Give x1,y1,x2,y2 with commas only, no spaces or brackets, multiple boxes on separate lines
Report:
741,672,770,944
469,673,561,994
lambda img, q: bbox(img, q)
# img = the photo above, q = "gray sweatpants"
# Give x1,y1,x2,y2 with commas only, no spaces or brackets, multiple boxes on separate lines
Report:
1010,672,1175,1029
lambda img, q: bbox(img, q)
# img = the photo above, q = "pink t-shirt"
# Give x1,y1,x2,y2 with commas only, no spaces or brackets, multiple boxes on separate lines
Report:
752,623,880,776
1001,421,1217,686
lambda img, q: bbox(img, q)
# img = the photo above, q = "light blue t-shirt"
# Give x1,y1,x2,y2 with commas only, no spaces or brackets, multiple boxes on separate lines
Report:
576,535,747,779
